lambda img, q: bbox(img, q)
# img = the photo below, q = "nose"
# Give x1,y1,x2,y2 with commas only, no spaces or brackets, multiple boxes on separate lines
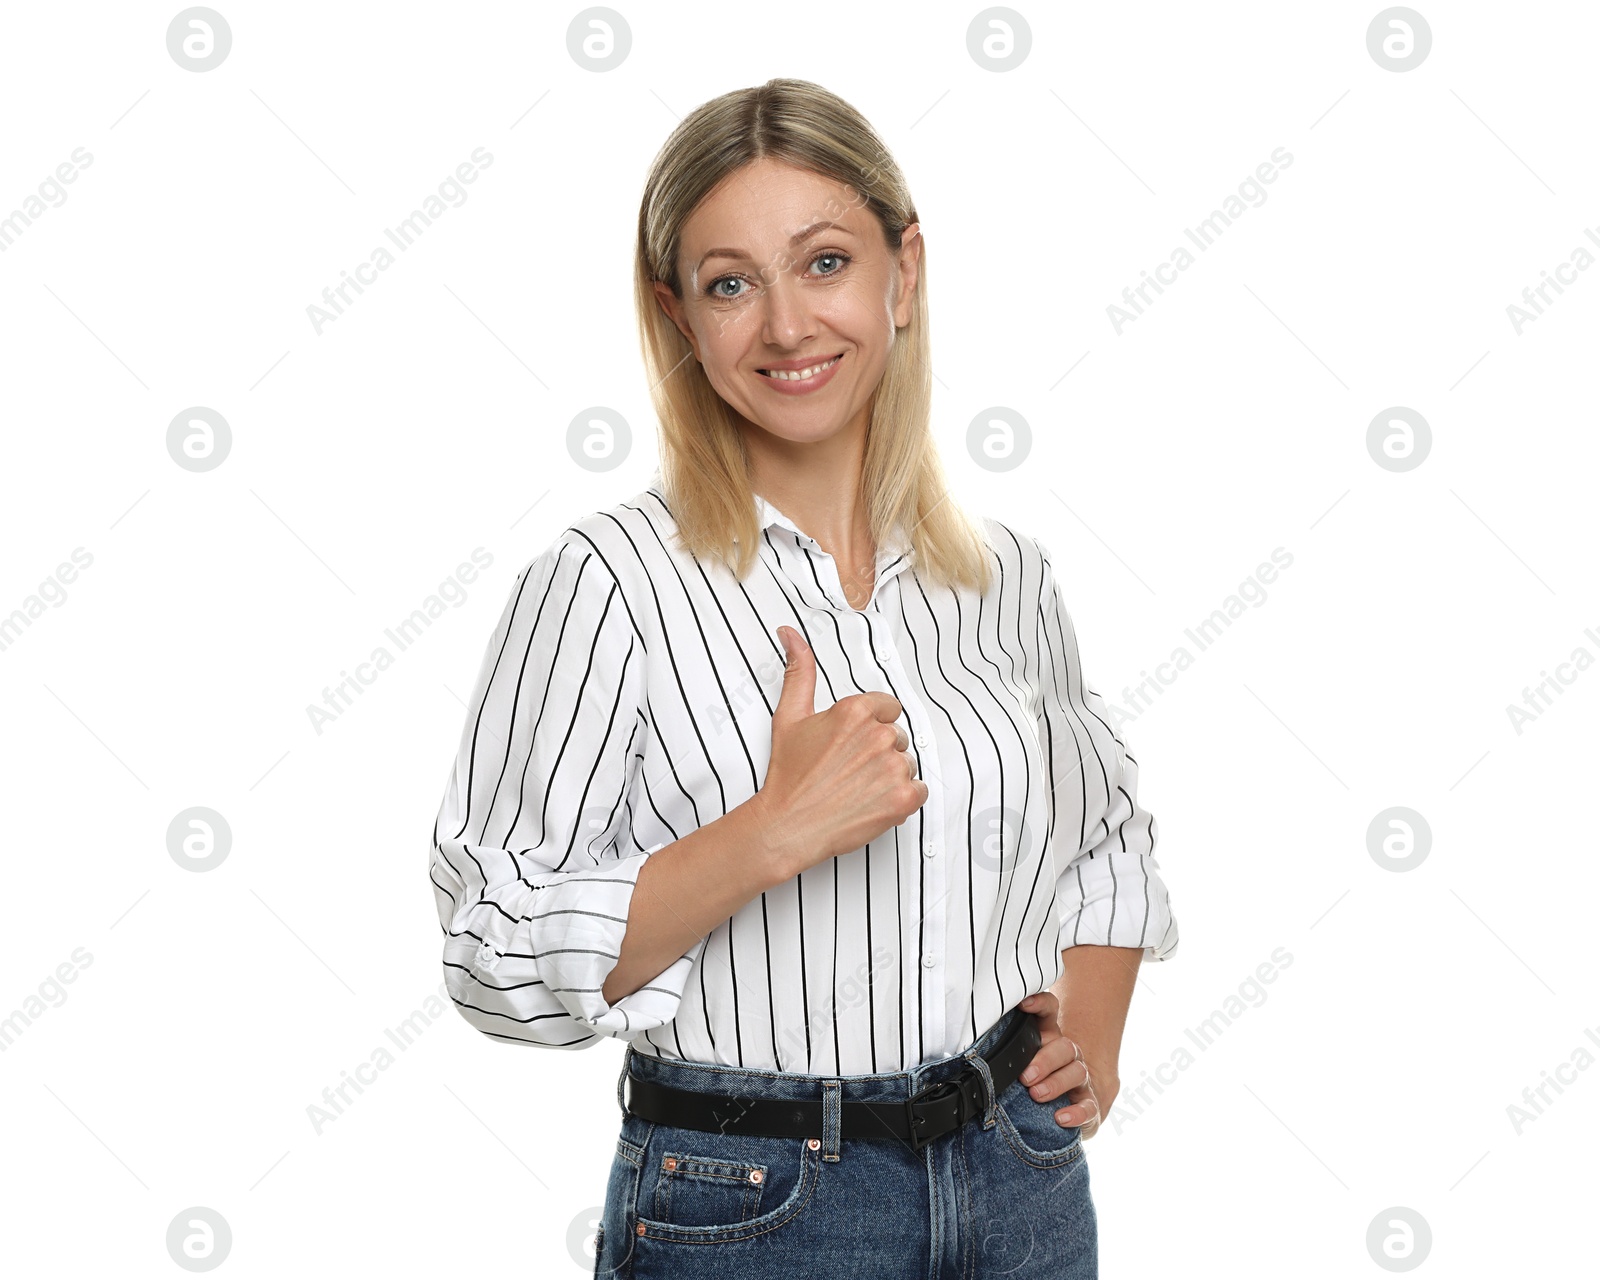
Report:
759,271,817,349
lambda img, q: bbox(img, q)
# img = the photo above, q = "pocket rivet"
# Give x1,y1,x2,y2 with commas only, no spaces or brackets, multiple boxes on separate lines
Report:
663,1157,677,1170
807,1138,821,1150
749,1169,763,1183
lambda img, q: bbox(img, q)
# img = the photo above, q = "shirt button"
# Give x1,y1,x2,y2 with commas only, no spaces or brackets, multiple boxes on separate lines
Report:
914,733,928,748
923,841,936,858
921,954,936,969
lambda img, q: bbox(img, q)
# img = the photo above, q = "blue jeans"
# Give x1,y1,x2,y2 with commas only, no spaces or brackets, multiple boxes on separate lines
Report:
594,1004,1096,1279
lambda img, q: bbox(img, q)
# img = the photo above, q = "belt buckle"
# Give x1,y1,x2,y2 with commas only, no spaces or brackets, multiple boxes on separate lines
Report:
904,1064,983,1153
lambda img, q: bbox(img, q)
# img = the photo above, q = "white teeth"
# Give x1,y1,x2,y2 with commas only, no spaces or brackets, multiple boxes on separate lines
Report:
761,354,840,381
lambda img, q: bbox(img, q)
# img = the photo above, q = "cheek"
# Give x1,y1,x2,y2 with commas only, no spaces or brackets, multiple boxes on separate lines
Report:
690,326,748,386
700,343,751,395
703,357,769,416
821,283,894,347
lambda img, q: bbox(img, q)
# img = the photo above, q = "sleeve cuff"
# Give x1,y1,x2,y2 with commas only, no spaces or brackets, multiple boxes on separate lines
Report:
521,846,709,1039
1058,849,1180,962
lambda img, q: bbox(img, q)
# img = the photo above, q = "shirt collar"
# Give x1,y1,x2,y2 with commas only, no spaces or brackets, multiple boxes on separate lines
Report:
752,490,809,544
749,491,912,564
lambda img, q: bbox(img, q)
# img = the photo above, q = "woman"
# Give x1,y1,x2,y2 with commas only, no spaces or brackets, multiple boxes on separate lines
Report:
430,78,1178,1278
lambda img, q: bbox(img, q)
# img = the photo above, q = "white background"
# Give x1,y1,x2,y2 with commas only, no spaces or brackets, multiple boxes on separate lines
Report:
2,1,1595,1275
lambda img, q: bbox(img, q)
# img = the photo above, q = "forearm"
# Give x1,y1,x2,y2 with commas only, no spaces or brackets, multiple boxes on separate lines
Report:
601,795,793,1005
1049,945,1142,1081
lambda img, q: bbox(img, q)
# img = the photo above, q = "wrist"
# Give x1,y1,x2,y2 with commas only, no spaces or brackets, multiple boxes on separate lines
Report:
738,793,805,886
1080,1050,1118,1092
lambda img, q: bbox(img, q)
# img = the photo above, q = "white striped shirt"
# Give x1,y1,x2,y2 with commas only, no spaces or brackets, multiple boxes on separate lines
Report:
430,480,1178,1073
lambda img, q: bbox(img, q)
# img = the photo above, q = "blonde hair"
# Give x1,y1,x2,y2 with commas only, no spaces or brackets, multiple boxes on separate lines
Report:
632,77,993,594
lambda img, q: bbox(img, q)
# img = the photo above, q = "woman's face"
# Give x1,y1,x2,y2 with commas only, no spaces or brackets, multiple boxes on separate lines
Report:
653,157,921,450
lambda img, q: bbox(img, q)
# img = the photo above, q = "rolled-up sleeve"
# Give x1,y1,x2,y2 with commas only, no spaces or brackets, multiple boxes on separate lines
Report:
429,531,706,1047
1035,539,1178,963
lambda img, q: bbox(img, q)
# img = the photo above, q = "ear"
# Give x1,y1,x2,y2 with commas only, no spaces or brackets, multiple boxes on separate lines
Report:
653,279,701,360
892,223,922,329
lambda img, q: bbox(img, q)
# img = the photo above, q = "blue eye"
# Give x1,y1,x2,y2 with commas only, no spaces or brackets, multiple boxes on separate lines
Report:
703,250,853,299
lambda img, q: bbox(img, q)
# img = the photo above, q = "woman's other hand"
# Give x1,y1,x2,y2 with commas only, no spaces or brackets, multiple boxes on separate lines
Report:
1015,990,1119,1140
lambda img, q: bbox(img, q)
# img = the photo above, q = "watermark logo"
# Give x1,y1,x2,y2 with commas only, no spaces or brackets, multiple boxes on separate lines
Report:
966,8,1032,72
166,8,232,72
1365,806,1431,872
0,147,93,254
0,946,94,1054
167,807,233,872
0,546,94,655
306,981,452,1134
966,405,1032,472
1108,147,1293,334
567,8,631,71
1365,9,1432,72
1506,629,1597,735
973,804,1027,874
777,943,894,1062
569,1206,604,1270
1505,226,1600,335
1365,1205,1432,1270
1107,946,1293,1131
165,1205,233,1272
1506,1022,1600,1134
568,406,632,472
1365,406,1431,472
306,148,494,335
307,548,493,735
575,804,626,861
167,406,232,472
708,643,788,737
1107,547,1295,729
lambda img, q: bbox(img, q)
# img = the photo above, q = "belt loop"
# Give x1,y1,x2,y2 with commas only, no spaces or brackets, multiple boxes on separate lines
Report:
962,1044,998,1129
616,1045,631,1116
821,1080,842,1162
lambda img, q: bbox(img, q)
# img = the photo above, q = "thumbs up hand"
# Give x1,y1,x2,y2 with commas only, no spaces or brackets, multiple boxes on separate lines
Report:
750,625,929,879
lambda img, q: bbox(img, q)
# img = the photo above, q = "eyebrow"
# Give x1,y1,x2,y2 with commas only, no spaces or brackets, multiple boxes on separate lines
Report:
695,220,856,272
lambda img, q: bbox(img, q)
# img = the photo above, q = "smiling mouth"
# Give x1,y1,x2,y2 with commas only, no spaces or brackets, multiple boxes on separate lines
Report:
756,353,843,380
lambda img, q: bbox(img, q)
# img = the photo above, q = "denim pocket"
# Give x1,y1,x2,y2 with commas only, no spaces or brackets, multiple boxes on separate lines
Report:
633,1123,821,1243
653,1149,767,1226
993,1075,1083,1168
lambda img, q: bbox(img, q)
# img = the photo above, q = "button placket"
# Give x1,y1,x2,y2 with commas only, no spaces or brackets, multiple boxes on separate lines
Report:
806,542,853,612
916,722,948,1053
857,567,947,1052
869,550,911,613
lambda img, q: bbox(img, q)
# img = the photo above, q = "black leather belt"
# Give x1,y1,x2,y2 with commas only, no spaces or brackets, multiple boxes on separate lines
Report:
623,1007,1040,1153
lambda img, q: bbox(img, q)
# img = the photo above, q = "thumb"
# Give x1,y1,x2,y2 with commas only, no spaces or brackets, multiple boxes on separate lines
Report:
772,625,816,723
